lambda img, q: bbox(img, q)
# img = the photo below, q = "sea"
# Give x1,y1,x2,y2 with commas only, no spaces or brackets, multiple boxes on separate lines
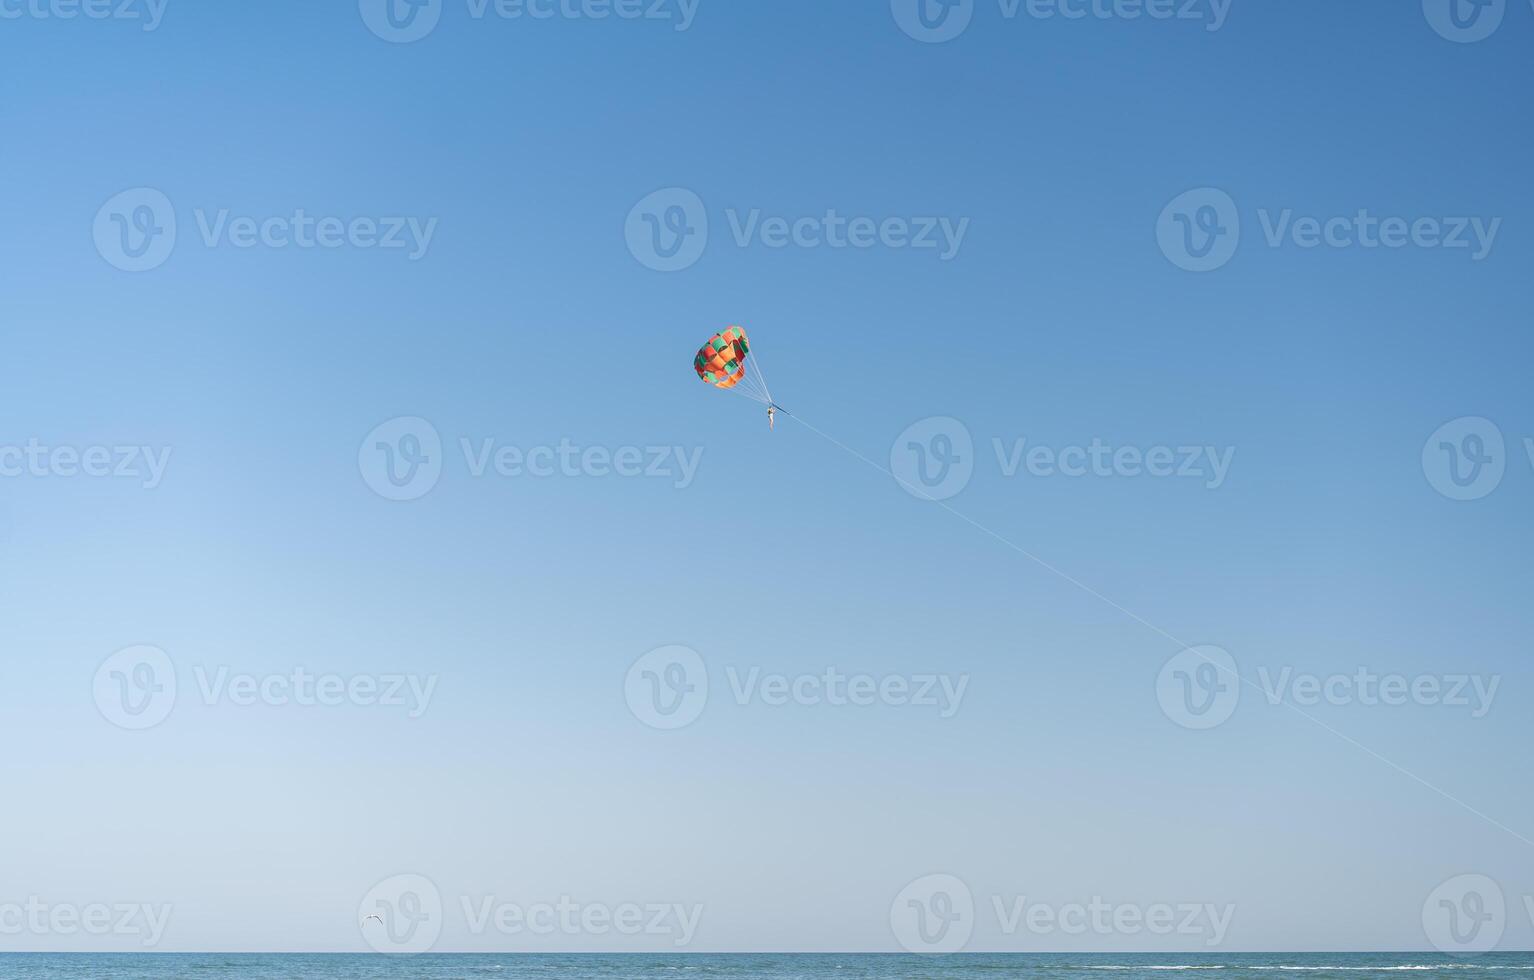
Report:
0,952,1530,980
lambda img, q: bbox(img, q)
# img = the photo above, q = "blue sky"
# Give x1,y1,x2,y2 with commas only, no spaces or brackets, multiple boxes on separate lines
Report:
1,0,1533,955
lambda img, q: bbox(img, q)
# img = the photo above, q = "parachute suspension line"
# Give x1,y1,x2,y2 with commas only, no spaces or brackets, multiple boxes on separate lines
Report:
725,384,764,406
748,358,773,405
728,374,771,406
728,354,772,407
746,347,773,406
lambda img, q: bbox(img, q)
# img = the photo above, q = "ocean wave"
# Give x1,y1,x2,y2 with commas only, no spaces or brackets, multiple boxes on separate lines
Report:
1077,969,1534,974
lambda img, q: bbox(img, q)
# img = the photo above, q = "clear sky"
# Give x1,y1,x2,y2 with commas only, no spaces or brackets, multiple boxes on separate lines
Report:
1,0,1533,956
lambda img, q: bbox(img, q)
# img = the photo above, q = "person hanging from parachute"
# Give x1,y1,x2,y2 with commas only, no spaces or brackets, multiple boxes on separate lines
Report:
693,325,785,430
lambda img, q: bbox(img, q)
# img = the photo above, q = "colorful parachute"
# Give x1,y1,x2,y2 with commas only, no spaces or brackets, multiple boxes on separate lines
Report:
694,325,751,390
694,325,774,407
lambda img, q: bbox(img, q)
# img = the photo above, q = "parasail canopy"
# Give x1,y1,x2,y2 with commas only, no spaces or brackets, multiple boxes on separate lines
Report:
693,325,773,406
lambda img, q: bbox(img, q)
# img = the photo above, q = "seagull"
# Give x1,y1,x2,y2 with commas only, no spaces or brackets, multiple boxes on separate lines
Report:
363,914,384,926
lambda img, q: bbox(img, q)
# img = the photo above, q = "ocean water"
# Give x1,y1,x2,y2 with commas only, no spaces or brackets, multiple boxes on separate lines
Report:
1,953,1532,980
